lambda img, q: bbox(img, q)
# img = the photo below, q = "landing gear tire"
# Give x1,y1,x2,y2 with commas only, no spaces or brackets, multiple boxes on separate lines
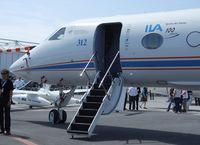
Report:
29,105,32,109
49,109,59,124
59,110,67,123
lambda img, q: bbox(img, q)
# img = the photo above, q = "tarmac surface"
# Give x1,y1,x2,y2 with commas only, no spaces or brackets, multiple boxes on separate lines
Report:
0,97,200,145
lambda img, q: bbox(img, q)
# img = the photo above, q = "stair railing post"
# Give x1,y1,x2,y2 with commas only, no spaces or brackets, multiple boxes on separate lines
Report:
80,53,96,84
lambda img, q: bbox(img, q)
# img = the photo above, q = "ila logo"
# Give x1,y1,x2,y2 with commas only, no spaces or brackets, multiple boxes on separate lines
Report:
145,24,163,32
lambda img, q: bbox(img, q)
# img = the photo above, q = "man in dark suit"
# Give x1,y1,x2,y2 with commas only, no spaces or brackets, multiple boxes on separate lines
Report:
0,69,14,135
135,87,141,110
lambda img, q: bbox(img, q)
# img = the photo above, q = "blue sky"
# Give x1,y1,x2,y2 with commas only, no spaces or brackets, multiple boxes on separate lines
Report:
0,0,200,43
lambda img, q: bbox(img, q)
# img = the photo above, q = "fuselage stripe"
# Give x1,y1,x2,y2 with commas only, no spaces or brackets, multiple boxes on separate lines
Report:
15,57,200,72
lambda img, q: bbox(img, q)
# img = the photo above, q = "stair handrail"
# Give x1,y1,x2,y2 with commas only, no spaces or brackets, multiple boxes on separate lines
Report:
80,53,95,83
81,71,100,102
88,76,116,136
67,71,100,132
98,51,120,88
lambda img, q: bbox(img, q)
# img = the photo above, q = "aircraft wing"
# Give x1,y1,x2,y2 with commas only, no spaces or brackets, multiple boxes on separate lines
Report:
63,89,88,94
13,89,48,97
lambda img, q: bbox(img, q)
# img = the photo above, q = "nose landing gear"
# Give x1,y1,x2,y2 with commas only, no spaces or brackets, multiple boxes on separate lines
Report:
48,85,76,124
48,109,67,124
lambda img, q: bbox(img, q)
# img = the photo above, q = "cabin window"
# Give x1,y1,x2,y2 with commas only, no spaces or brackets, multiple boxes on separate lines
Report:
49,27,66,40
142,33,163,49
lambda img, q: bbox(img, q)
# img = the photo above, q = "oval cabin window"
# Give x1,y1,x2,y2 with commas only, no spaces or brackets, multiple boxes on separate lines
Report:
142,33,164,49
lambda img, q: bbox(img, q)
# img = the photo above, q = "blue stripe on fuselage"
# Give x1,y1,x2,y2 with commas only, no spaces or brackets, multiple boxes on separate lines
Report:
122,60,200,67
31,59,200,70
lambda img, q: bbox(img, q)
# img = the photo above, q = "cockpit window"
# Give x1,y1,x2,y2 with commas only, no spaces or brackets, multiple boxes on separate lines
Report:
49,27,66,40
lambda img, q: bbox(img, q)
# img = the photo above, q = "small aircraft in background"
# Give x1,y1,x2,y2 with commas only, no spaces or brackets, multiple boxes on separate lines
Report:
12,84,87,123
12,85,85,108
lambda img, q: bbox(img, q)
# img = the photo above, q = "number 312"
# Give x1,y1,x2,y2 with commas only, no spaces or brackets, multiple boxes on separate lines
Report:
77,39,87,46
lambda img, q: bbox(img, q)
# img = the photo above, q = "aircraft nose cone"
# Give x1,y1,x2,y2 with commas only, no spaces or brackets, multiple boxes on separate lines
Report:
9,61,19,73
9,57,25,76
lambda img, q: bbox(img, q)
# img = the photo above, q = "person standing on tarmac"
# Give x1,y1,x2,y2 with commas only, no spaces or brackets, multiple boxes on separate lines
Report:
0,78,2,134
135,87,141,110
140,87,148,109
0,69,14,135
181,90,189,112
173,89,182,113
124,88,128,110
167,88,175,112
128,87,138,111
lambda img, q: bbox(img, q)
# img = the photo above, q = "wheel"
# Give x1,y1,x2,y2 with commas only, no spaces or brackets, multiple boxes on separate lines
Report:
29,105,33,109
59,110,67,123
49,109,59,124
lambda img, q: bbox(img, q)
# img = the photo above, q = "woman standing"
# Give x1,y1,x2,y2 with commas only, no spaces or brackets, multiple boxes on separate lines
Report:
167,88,175,112
140,87,148,109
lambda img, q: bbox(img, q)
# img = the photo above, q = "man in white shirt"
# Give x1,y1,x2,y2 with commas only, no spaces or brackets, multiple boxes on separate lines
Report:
13,77,25,89
128,87,138,111
174,89,182,113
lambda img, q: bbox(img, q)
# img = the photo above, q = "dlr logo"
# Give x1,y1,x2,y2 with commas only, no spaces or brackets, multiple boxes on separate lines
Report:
145,24,163,32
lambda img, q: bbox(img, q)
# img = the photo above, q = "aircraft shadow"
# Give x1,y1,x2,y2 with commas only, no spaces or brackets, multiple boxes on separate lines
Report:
27,120,200,145
156,107,200,113
27,120,70,130
91,125,200,145
123,110,151,116
189,109,200,113
11,106,54,112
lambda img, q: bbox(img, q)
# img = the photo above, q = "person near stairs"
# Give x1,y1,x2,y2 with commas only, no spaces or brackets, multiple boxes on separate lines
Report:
124,88,128,110
128,87,138,111
135,87,141,110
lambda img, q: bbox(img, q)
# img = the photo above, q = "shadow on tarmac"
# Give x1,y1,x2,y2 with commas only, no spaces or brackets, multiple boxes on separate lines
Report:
27,120,69,130
26,120,200,145
11,106,54,112
11,134,31,139
124,111,146,116
92,125,200,145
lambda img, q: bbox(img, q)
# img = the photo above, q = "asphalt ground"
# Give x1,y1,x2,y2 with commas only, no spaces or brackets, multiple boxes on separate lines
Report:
0,97,200,145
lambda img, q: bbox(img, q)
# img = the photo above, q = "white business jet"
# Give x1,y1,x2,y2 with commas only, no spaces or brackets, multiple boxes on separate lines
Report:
12,85,83,108
10,9,200,137
12,84,85,123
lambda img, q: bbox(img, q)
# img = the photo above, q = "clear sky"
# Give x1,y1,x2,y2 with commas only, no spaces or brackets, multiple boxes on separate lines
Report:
0,0,199,43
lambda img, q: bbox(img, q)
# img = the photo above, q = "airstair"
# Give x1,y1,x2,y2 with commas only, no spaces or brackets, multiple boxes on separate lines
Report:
67,51,123,138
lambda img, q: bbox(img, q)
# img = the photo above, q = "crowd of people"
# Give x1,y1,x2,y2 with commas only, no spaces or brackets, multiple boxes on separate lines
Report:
167,88,192,113
124,86,197,113
124,87,149,111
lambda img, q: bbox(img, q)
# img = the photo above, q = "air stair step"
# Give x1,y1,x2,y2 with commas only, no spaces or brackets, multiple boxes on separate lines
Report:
79,109,98,116
67,130,88,134
90,89,106,96
87,96,104,103
83,102,101,109
71,123,90,131
75,115,94,124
